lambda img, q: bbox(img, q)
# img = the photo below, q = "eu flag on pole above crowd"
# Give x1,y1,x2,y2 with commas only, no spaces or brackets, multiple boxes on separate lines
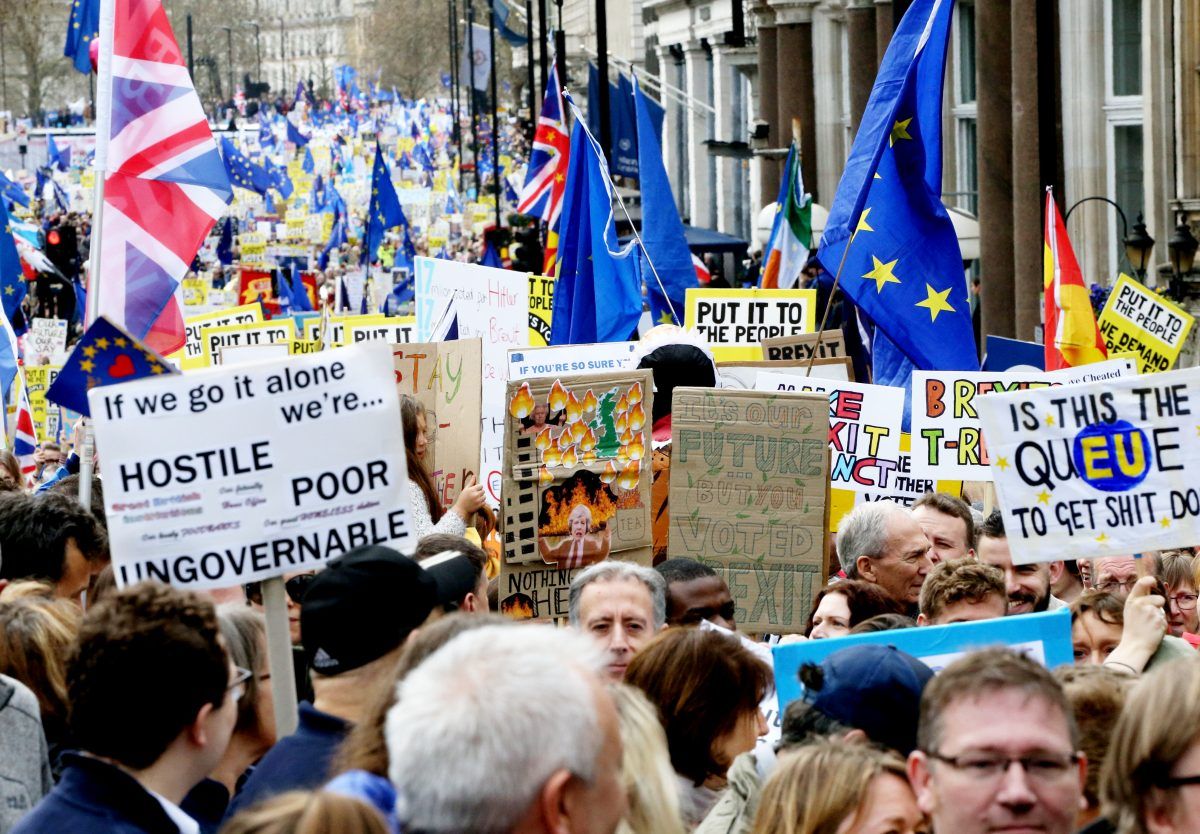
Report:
220,137,272,196
264,158,294,199
363,142,406,265
47,135,71,171
287,119,310,147
817,0,976,380
64,0,100,74
550,95,642,345
46,317,178,418
0,199,28,331
0,171,30,210
633,75,695,326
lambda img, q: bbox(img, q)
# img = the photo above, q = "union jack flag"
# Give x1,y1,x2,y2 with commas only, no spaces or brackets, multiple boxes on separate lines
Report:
12,366,37,486
88,0,233,355
517,62,569,272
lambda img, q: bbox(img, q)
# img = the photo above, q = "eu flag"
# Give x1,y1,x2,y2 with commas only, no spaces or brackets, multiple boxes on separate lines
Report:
220,137,271,196
363,142,406,265
302,147,315,174
46,317,177,417
0,199,28,331
47,135,70,172
634,75,694,326
0,170,30,210
550,95,642,345
264,158,294,199
287,119,311,147
64,0,99,75
817,0,976,379
319,209,348,270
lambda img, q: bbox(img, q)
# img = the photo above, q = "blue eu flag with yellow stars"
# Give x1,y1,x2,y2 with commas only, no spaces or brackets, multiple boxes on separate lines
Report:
64,0,99,75
0,199,28,331
220,137,271,196
362,141,407,265
46,317,178,417
817,0,977,382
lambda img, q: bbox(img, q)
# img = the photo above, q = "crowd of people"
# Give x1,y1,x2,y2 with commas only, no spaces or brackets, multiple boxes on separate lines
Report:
2,462,1200,834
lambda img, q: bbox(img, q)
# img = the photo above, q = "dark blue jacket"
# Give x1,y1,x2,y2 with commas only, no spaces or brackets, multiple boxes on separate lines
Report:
222,702,350,821
11,753,185,834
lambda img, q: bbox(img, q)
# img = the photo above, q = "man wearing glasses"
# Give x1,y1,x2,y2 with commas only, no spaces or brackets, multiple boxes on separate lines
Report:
907,648,1086,834
12,583,242,834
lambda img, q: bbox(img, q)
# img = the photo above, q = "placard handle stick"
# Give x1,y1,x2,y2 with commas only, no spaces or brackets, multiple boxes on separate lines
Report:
261,576,299,737
804,228,857,378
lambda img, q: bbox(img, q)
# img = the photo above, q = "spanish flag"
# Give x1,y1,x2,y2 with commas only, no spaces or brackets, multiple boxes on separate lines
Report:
1044,188,1107,369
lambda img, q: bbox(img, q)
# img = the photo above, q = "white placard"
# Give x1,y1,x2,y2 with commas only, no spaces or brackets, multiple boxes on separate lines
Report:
90,342,412,589
26,318,68,364
507,342,639,380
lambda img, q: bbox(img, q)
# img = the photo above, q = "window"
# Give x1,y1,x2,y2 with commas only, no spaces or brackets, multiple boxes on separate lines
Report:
957,1,976,104
952,1,977,215
1104,0,1144,275
1113,124,1144,219
1110,0,1141,96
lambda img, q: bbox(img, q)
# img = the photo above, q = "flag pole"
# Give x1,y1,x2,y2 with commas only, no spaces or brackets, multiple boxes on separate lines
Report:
78,0,117,516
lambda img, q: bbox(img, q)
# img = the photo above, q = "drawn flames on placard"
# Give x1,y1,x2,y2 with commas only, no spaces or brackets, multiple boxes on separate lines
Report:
540,478,617,535
502,594,535,620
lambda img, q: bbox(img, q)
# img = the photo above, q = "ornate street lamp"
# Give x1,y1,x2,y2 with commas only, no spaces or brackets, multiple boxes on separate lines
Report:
1123,213,1155,282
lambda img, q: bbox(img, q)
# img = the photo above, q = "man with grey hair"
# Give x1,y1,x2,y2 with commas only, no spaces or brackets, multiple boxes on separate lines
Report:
837,499,932,616
386,625,627,834
568,561,667,681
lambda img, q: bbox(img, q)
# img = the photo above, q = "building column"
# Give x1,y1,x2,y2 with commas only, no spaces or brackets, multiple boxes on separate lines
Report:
755,17,780,206
684,41,713,227
811,6,844,205
847,0,877,135
976,0,1015,339
874,0,893,64
778,12,818,200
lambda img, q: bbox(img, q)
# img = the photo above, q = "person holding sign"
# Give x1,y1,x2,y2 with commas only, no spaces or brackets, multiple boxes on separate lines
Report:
400,396,486,539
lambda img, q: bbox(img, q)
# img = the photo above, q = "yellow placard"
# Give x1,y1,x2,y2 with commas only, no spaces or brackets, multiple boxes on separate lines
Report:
528,274,554,347
683,288,818,361
200,319,297,366
1097,274,1194,373
25,366,61,442
181,278,208,307
342,316,417,346
302,313,391,346
173,304,265,370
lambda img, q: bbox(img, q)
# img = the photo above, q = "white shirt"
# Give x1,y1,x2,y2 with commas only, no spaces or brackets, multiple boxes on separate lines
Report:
148,789,200,834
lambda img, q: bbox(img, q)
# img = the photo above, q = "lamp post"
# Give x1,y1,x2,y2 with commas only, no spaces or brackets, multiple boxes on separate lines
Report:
1124,213,1156,284
1167,221,1199,301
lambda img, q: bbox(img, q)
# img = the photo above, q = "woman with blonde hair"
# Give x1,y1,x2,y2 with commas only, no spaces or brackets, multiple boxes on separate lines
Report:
750,739,926,834
217,790,388,834
610,683,685,834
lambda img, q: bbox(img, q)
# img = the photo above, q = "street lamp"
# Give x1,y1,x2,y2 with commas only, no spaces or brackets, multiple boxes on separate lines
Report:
1167,220,1199,301
1124,213,1155,283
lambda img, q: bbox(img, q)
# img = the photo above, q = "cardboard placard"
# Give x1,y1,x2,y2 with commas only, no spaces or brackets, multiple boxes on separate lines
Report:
910,359,1139,481
415,257,530,504
90,343,413,590
761,330,847,362
715,358,852,390
977,365,1200,564
500,370,654,620
772,610,1073,711
509,342,641,380
668,388,830,633
684,288,817,361
756,372,904,495
393,340,483,511
1097,274,1195,373
26,318,68,364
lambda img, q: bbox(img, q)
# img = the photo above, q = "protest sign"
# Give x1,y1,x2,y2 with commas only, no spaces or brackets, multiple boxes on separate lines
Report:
772,609,1073,710
201,320,297,366
910,359,1138,481
343,316,417,345
761,330,847,362
415,257,529,503
684,288,817,361
983,335,1045,372
26,318,68,364
220,344,290,366
181,278,209,308
756,372,904,495
177,304,264,370
978,365,1200,563
24,366,61,441
714,359,851,390
668,388,829,633
501,370,654,620
508,342,640,380
90,342,413,590
1098,274,1194,373
393,340,483,510
528,274,554,347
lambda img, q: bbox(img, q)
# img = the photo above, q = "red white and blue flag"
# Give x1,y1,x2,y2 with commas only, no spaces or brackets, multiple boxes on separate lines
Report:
517,62,569,272
88,0,232,355
12,369,37,486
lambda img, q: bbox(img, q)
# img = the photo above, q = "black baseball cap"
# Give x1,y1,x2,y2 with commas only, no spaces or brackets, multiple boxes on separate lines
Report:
419,550,481,611
301,545,439,676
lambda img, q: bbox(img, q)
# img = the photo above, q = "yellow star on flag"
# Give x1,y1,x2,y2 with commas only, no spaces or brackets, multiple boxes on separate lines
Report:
915,284,954,322
79,359,95,373
94,337,110,350
150,364,165,375
114,337,128,348
1036,489,1051,504
854,207,874,237
862,256,901,293
657,310,674,324
890,118,913,146
995,457,1010,471
82,346,97,358
3,287,12,296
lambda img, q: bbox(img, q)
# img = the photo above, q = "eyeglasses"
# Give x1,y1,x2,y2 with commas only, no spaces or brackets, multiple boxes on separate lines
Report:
228,666,252,702
1095,578,1137,594
927,750,1082,784
245,573,315,606
1161,774,1200,788
1169,593,1199,611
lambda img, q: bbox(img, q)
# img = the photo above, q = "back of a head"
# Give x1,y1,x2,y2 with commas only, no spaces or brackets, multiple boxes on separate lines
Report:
624,627,771,785
0,592,82,732
917,648,1078,756
849,613,917,634
836,500,904,578
654,557,716,587
919,557,1005,621
386,624,607,833
47,474,107,530
219,790,389,834
1101,658,1200,834
750,739,907,834
68,582,228,769
1054,665,1132,814
217,605,269,737
610,683,686,834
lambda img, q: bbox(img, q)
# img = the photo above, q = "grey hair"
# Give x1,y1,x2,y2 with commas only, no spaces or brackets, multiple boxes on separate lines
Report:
567,561,667,629
836,500,908,578
386,625,607,833
216,604,267,733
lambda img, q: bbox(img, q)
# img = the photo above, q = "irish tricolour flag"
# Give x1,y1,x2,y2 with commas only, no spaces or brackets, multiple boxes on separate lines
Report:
760,142,812,289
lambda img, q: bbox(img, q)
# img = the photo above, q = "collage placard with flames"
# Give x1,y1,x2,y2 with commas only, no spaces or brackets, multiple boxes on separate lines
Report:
500,370,655,620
